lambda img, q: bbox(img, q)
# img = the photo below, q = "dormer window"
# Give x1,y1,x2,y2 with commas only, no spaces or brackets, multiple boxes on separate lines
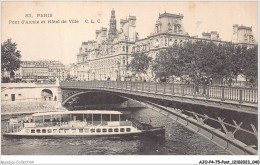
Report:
168,23,172,30
174,24,182,33
156,24,161,33
156,25,159,33
174,25,177,32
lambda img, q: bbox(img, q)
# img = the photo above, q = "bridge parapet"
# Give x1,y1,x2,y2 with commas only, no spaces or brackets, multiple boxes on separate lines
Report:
60,80,258,105
1,82,59,89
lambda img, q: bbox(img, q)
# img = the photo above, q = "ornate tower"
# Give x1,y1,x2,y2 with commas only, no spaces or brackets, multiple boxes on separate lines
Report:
108,9,118,41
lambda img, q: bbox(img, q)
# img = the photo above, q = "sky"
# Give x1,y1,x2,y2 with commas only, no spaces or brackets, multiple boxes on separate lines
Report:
2,1,258,65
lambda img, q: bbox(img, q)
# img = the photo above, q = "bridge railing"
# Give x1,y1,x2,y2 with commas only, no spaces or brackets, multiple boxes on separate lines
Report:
60,81,258,104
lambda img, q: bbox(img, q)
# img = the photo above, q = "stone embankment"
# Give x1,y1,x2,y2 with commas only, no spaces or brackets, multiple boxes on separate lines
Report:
1,101,66,116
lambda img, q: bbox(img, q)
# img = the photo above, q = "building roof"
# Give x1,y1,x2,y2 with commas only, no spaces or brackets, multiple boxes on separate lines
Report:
159,12,183,19
238,26,252,30
32,110,129,117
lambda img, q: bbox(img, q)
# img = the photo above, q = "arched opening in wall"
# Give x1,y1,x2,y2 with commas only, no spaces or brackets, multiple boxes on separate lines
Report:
41,89,53,101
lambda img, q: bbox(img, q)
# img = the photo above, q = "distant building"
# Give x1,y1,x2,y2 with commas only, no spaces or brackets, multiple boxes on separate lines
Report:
19,60,65,82
65,63,78,80
202,31,220,41
47,61,65,81
232,24,255,45
76,10,256,81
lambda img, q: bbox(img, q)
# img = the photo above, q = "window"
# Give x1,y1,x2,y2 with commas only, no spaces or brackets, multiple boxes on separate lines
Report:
59,129,64,133
72,129,76,133
96,129,101,133
90,129,95,133
84,128,89,133
53,129,58,133
5,94,8,97
18,94,22,96
64,129,69,133
42,129,46,133
120,128,125,132
48,129,52,133
126,128,131,132
114,128,119,132
36,129,41,133
25,129,29,133
79,129,83,133
108,128,113,132
102,129,107,133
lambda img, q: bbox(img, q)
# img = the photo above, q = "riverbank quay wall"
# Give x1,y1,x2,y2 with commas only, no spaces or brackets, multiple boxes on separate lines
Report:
1,83,62,105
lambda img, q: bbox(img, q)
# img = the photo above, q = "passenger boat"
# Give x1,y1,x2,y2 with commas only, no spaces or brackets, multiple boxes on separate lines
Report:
3,110,165,138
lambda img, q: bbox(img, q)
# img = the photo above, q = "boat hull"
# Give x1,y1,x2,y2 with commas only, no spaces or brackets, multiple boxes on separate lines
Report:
3,127,165,138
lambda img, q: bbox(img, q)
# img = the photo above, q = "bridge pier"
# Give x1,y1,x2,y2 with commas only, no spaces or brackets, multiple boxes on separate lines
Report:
55,87,63,110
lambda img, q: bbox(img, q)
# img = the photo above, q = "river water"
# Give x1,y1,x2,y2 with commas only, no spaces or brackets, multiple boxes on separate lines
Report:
1,108,228,155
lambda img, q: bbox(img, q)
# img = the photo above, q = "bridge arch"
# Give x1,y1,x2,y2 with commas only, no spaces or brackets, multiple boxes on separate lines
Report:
62,90,141,106
41,89,53,101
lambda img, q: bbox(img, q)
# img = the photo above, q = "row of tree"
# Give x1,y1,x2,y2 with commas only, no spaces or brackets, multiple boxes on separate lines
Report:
128,41,258,84
2,39,257,86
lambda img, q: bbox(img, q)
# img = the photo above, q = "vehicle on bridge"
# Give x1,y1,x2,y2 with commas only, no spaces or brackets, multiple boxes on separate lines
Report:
3,110,165,138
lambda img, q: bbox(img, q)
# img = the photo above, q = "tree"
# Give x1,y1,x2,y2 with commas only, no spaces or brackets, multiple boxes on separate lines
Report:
152,44,182,79
200,42,233,80
128,52,152,79
178,41,204,79
152,40,257,85
241,45,258,83
153,41,245,84
66,73,72,81
1,39,21,72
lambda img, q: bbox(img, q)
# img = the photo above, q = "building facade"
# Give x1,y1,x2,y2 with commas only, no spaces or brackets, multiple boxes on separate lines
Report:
19,60,65,82
65,63,78,80
77,10,256,81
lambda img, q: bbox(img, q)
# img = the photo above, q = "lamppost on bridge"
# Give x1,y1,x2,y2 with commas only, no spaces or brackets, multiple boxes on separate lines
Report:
87,69,90,81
